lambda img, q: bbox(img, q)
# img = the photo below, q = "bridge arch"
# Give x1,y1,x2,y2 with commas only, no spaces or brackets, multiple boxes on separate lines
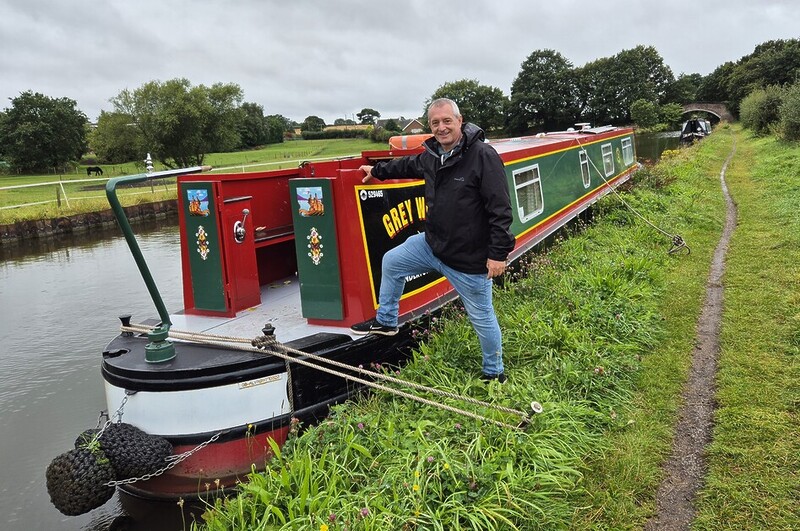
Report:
682,102,734,123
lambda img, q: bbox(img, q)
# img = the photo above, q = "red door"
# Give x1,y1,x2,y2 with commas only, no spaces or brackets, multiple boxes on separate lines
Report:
221,196,261,313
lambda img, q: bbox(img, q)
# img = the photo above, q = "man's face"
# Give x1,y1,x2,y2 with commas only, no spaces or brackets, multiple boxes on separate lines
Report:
428,104,463,151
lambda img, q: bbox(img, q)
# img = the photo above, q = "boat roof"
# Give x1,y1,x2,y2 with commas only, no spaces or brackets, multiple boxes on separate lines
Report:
488,125,623,156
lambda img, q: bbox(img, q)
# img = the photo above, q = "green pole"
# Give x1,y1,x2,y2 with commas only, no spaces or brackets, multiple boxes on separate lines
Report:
105,166,206,363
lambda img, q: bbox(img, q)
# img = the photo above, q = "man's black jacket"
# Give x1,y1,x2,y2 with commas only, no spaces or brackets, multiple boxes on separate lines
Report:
372,123,515,274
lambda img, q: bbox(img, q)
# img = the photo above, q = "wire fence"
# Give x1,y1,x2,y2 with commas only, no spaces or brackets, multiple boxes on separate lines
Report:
0,175,174,211
0,153,360,213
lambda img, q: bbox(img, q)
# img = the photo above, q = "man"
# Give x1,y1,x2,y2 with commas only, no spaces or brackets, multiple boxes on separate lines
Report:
351,98,515,382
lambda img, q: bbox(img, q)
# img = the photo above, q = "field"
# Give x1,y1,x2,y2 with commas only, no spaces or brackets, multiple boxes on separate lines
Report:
0,138,377,224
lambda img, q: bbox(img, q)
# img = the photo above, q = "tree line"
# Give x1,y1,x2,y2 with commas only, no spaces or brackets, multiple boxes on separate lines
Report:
1,39,798,173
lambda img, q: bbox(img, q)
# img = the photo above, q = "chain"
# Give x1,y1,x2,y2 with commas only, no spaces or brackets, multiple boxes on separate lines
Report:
104,431,224,487
89,395,129,445
88,390,226,487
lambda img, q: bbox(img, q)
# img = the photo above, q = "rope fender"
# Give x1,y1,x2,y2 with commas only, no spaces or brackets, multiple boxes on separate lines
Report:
46,423,172,516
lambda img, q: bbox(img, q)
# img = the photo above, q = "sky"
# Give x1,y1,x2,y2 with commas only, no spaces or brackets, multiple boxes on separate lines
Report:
1,0,798,125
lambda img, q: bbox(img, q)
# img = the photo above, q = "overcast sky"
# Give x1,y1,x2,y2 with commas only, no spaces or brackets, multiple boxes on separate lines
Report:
2,0,798,124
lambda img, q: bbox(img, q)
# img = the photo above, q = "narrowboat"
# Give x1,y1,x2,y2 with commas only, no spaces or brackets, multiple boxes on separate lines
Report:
99,124,639,500
680,118,711,143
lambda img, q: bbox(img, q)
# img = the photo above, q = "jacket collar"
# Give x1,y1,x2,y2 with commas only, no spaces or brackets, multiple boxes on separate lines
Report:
423,122,485,163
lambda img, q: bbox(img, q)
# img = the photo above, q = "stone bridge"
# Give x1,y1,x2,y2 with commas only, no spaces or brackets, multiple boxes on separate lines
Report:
682,102,734,122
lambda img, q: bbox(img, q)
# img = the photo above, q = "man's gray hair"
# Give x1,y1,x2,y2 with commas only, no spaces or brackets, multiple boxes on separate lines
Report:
428,98,461,118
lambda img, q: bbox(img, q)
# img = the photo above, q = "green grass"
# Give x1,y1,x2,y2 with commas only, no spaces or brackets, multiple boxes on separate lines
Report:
193,134,756,530
0,138,378,224
692,132,800,529
193,125,798,529
572,127,732,528
572,125,800,530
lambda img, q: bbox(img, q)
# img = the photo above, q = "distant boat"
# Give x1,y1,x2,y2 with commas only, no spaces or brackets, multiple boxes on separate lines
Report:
680,118,711,143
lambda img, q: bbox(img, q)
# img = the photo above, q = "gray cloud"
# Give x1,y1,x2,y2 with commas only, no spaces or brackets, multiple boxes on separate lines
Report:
1,0,798,123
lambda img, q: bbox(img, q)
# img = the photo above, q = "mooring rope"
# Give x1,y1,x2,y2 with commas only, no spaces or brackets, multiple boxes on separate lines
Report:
575,136,690,255
122,324,535,430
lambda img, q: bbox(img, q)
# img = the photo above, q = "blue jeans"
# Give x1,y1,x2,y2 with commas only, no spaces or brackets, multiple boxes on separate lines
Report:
376,233,504,376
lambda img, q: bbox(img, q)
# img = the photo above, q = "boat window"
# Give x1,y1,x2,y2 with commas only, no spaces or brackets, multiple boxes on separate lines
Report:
513,164,544,222
579,150,590,188
601,144,614,176
621,137,634,165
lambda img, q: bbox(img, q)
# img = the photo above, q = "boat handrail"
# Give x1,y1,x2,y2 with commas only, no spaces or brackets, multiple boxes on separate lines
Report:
105,165,208,362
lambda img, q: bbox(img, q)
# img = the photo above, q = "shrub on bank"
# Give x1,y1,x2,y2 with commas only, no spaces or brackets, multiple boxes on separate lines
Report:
778,82,800,141
740,85,785,136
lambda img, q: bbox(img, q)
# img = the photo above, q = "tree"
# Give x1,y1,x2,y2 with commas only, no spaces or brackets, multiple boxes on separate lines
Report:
630,99,660,128
665,73,704,104
90,110,140,163
740,85,785,135
612,46,674,121
110,78,243,168
696,61,736,103
333,118,356,126
426,79,507,133
0,91,88,172
575,46,674,125
0,111,6,158
574,56,618,125
697,39,800,116
726,39,800,114
508,50,577,133
238,102,268,148
301,115,326,132
265,114,291,143
384,119,401,132
357,108,380,125
659,103,685,129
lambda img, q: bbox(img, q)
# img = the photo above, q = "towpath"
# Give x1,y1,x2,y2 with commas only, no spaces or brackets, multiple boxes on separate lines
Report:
644,143,737,530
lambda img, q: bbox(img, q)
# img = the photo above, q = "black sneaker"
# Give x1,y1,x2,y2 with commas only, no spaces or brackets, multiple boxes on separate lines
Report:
350,318,398,336
480,372,507,384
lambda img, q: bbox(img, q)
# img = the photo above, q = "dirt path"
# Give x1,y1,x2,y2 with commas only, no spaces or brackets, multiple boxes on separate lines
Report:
644,142,738,531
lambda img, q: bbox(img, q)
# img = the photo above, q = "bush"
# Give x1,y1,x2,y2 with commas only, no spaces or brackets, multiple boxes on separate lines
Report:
778,82,800,141
740,85,785,135
369,127,394,144
659,103,685,129
300,129,367,140
631,99,660,128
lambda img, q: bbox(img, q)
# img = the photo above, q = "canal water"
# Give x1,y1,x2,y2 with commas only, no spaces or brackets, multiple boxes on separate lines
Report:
0,221,199,531
635,130,681,163
0,133,679,530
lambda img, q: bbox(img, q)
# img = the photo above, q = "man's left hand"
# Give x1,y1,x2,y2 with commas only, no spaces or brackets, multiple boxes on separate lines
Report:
486,258,506,279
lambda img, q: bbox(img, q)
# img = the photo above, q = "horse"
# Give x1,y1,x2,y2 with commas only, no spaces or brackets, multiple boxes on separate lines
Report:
86,166,104,176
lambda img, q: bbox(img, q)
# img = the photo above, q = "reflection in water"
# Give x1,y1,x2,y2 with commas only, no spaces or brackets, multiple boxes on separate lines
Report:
635,130,681,163
0,219,206,531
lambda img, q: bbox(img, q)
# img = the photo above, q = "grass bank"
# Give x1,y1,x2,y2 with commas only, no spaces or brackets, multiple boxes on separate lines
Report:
693,131,800,528
0,139,376,225
192,128,771,530
573,126,799,530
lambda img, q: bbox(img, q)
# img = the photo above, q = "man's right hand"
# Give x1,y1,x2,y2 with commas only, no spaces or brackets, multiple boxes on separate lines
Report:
360,165,374,183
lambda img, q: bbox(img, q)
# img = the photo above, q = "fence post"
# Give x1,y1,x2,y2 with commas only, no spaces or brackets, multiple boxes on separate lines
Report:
59,181,70,208
56,185,61,207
